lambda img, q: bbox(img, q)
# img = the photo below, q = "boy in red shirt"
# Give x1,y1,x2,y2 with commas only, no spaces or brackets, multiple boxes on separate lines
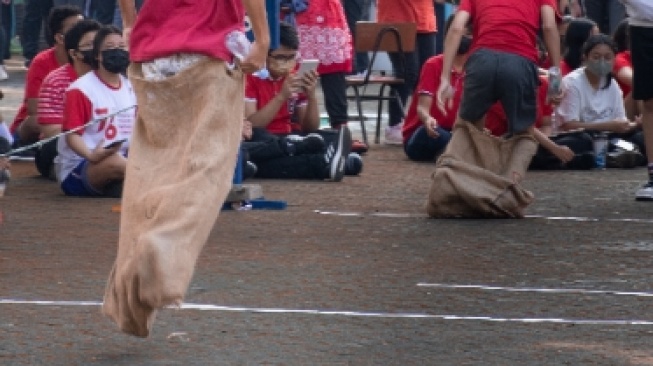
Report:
402,16,469,161
438,0,562,137
244,22,355,181
104,0,269,337
10,5,82,147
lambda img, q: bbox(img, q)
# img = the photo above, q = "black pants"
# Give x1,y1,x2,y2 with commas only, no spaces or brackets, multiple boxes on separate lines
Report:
242,128,338,180
34,137,58,178
2,3,13,60
530,132,594,170
21,0,53,61
583,0,626,35
89,0,116,24
320,72,348,128
387,32,437,126
342,0,371,74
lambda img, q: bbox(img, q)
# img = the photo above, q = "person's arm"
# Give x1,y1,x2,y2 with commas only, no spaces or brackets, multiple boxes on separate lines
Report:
529,125,574,163
295,70,320,132
247,75,301,128
615,67,633,88
417,94,440,138
437,10,470,113
117,0,138,46
241,0,270,74
541,4,561,68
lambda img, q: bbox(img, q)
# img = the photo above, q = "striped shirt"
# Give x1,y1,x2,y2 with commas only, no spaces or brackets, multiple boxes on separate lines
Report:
38,64,78,125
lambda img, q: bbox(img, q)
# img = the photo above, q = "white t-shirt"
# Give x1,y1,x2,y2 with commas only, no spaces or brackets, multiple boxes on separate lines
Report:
556,67,627,126
55,72,136,182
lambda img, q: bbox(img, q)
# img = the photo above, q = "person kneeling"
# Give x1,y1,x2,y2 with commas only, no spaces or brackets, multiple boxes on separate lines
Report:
55,25,135,197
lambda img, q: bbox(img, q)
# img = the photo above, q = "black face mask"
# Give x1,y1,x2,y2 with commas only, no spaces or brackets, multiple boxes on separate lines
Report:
458,36,472,55
101,48,130,74
78,49,95,66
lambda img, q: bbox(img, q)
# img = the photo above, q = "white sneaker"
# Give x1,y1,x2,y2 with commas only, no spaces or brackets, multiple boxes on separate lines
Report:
384,124,404,145
635,182,653,201
0,66,8,81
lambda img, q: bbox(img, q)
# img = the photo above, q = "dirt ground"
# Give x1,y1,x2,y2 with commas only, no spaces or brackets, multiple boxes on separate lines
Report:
2,58,653,365
3,145,653,365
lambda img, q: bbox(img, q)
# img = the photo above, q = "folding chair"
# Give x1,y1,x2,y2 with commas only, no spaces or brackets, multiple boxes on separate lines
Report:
346,22,417,144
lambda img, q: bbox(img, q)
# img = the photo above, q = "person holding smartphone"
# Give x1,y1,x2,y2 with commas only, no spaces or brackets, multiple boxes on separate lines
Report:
55,25,136,197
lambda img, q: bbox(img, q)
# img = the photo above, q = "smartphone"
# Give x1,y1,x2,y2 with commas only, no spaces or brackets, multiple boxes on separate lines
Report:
105,139,127,149
297,59,319,77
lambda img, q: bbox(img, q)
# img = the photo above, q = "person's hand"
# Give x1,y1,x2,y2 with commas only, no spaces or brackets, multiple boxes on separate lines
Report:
610,120,638,134
299,70,319,96
240,40,267,75
424,116,440,138
436,80,454,114
89,139,121,163
242,120,253,140
553,145,574,163
0,157,9,170
279,74,302,99
634,115,643,127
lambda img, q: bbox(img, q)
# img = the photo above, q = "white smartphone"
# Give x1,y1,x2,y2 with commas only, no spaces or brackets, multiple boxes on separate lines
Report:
297,59,319,76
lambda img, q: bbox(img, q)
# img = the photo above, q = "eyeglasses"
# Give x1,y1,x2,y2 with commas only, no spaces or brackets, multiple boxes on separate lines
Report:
268,53,298,62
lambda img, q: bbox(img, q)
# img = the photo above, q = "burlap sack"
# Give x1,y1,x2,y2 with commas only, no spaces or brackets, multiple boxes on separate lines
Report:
426,123,538,218
103,59,243,337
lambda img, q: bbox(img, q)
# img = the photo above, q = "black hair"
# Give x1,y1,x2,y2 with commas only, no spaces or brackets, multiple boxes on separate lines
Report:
278,22,299,50
582,34,618,90
64,19,101,64
91,25,123,69
47,5,82,40
563,18,597,70
612,19,629,54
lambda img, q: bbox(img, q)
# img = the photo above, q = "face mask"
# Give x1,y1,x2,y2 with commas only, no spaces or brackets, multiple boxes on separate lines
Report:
78,49,95,66
457,36,472,55
101,48,130,74
586,59,613,77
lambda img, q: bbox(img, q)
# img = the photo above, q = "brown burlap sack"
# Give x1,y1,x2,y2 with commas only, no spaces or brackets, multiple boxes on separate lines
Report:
426,123,538,218
102,59,243,337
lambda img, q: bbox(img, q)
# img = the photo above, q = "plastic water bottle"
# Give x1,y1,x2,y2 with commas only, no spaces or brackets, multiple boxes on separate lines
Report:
547,66,562,100
225,30,251,62
593,132,608,170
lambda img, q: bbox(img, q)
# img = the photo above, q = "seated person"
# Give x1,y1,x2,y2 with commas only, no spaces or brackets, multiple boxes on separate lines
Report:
9,5,83,148
556,34,644,169
485,74,584,170
612,19,641,123
402,15,470,162
36,19,101,180
560,18,599,76
55,25,135,196
243,22,361,181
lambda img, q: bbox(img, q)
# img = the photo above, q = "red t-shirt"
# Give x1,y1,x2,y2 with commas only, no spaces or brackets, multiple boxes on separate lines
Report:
38,64,78,126
10,48,61,133
613,51,632,96
129,0,245,62
485,76,550,136
458,0,557,63
402,55,464,143
245,74,308,135
377,0,436,33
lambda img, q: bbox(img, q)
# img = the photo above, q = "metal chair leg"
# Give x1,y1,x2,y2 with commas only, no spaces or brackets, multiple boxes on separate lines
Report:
351,86,368,145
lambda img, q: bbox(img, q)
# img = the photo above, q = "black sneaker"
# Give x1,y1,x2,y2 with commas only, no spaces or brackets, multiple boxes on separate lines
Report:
286,133,325,156
344,152,363,176
607,149,642,169
323,126,352,181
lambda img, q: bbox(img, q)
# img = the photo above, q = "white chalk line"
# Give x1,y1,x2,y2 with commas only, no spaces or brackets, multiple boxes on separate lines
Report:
417,283,653,298
314,210,653,223
1,299,653,326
